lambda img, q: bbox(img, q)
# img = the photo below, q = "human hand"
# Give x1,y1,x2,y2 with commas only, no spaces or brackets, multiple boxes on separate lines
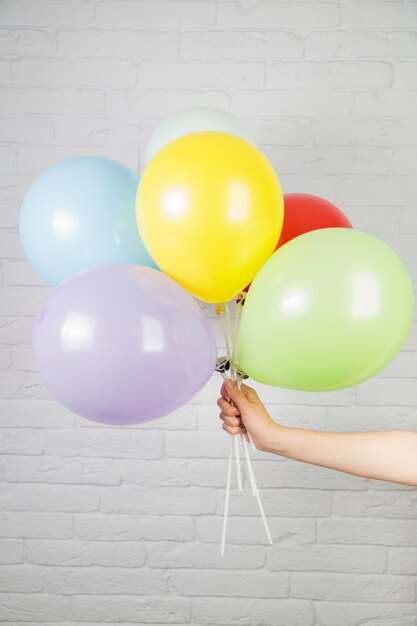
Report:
217,380,279,451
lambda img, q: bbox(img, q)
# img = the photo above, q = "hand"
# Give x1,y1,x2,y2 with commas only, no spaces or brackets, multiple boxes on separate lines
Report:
217,379,278,451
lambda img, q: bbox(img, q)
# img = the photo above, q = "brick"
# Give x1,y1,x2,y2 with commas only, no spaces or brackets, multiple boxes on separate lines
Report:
231,90,353,118
147,542,265,570
0,146,14,173
0,594,68,622
95,0,216,29
218,2,341,30
0,177,32,206
401,208,417,234
44,567,167,595
343,2,417,30
312,119,417,147
0,370,45,399
192,598,313,626
0,231,24,259
268,544,387,573
217,488,332,518
335,176,417,207
120,459,227,488
69,596,190,623
57,29,179,59
322,405,417,433
197,516,315,545
394,62,417,89
253,119,309,146
0,60,10,85
74,514,195,542
389,547,417,574
26,539,146,567
16,144,139,175
165,431,231,459
291,572,415,602
266,147,390,175
0,540,23,564
180,31,303,60
333,491,417,518
105,89,230,117
53,117,146,147
0,88,104,115
3,455,120,486
138,61,265,89
316,602,417,626
373,350,417,378
13,58,136,89
339,206,402,235
170,570,289,597
44,429,164,459
0,513,72,538
102,486,217,515
267,61,393,90
0,0,93,27
0,566,43,593
391,147,417,174
0,399,75,429
0,29,54,56
356,378,417,406
354,90,417,117
4,260,47,286
305,31,417,59
0,345,11,370
0,429,44,455
0,484,100,512
318,518,417,546
11,345,35,371
0,286,50,316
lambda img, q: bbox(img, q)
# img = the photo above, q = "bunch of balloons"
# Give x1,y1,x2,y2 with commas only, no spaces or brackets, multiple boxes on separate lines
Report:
20,107,414,428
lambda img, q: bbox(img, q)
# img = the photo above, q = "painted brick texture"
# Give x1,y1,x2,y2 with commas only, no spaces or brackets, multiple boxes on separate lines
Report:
0,1,416,625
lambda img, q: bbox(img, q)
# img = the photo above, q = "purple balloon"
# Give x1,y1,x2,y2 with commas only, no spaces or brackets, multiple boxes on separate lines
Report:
33,264,217,425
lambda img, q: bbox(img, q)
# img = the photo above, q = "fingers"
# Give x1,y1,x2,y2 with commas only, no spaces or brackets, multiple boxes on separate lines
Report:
217,397,240,417
241,383,259,403
219,412,242,428
220,381,232,403
222,423,245,436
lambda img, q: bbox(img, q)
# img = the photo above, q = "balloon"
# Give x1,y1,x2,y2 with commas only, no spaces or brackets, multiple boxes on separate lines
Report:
243,193,352,292
144,107,255,166
20,156,157,286
33,264,217,425
137,131,284,304
237,228,414,391
277,193,353,249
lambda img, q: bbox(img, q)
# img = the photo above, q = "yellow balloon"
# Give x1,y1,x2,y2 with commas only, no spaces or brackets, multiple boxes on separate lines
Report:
136,131,284,303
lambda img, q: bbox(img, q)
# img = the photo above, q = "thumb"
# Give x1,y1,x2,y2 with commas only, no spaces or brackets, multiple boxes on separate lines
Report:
225,379,249,411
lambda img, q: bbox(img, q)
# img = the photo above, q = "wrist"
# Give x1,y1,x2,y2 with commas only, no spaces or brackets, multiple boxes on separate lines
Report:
257,422,288,454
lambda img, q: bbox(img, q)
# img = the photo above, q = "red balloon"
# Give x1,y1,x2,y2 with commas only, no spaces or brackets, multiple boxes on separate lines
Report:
277,193,352,249
243,194,352,293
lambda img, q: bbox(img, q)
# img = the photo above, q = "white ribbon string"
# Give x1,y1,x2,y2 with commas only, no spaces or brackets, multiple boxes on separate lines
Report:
219,300,272,554
221,440,233,557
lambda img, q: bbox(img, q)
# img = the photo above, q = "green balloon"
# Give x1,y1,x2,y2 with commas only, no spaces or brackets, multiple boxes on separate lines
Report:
237,228,414,391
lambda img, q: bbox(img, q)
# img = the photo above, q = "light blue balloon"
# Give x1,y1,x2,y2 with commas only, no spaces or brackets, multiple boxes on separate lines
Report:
144,107,256,167
20,156,157,286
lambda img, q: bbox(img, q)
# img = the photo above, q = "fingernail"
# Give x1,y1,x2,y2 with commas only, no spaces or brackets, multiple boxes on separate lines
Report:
226,380,234,389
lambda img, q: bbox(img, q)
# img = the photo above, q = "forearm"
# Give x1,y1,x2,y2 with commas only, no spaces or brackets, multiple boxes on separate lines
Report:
263,424,417,486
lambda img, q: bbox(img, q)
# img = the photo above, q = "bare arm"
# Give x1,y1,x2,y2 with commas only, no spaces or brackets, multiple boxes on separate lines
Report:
218,380,417,487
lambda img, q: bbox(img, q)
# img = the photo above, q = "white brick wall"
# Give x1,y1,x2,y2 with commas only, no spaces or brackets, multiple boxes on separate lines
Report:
0,1,416,624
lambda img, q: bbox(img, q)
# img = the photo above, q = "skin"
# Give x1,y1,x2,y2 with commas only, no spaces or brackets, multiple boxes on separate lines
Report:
218,380,417,487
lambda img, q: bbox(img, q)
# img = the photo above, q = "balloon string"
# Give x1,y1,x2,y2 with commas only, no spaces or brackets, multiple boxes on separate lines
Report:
229,298,243,374
226,297,272,548
221,305,242,492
